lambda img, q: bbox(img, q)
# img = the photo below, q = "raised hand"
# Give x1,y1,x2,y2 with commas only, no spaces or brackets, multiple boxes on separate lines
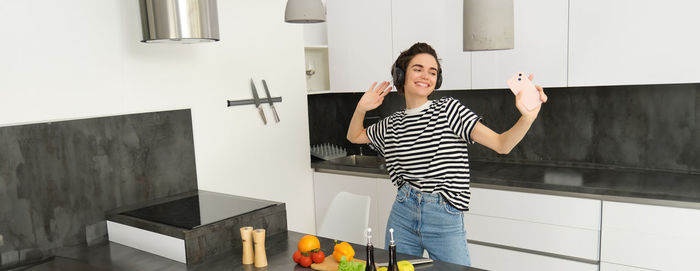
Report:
516,74,548,121
357,81,392,113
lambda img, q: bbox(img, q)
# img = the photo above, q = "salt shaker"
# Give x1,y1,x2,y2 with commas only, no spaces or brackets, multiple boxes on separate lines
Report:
253,229,268,268
240,226,254,265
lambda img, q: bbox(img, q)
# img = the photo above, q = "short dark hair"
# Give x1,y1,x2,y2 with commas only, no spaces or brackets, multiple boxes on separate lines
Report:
391,42,441,95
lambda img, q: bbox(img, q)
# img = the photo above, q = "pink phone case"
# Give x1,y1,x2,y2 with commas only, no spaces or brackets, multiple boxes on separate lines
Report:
506,72,541,111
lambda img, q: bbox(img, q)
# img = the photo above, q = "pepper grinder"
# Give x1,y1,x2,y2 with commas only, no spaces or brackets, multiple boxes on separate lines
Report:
240,227,254,265
387,228,398,271
253,229,268,268
365,228,377,271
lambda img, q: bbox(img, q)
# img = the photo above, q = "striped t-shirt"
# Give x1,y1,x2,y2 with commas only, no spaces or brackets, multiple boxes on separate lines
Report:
366,97,481,211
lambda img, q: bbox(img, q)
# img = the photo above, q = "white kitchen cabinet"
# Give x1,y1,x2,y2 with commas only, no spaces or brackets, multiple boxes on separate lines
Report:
314,172,602,266
469,243,599,271
568,0,700,86
470,0,568,89
313,172,397,248
326,0,393,92
466,187,601,262
303,23,327,47
391,0,471,90
600,201,700,270
600,262,653,271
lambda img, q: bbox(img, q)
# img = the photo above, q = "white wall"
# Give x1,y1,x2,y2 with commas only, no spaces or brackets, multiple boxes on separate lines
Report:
0,0,316,233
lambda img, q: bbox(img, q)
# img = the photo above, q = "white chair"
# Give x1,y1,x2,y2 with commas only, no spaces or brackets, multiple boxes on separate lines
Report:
317,192,371,245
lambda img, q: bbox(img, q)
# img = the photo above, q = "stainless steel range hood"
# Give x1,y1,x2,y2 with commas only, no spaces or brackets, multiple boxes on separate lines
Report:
463,0,513,51
139,0,220,43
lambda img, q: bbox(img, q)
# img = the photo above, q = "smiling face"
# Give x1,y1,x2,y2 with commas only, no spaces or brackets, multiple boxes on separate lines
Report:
402,53,439,99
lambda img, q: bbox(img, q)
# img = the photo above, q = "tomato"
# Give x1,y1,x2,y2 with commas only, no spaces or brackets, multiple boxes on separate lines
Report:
299,256,313,267
297,235,321,253
311,251,325,263
292,250,302,263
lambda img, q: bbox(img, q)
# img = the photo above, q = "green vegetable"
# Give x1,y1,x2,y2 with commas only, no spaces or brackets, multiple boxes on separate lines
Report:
337,256,365,271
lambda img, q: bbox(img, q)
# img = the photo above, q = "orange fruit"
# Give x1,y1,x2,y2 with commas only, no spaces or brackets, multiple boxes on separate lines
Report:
297,235,321,253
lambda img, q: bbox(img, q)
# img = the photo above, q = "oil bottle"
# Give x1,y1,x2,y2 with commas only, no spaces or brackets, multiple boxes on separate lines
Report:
365,228,376,271
387,228,398,271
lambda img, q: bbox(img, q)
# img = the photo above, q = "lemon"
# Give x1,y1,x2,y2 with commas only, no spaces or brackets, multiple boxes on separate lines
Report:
397,261,414,271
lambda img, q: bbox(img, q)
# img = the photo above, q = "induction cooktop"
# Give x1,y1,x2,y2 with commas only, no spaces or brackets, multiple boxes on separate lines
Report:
120,190,278,230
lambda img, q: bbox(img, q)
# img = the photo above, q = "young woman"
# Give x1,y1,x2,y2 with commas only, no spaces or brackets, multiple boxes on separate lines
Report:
346,43,548,266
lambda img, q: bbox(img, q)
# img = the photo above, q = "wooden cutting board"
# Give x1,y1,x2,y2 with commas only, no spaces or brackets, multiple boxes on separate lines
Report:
310,256,366,271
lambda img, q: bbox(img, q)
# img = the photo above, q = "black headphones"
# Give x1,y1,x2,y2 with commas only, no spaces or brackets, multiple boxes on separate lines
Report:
392,61,443,90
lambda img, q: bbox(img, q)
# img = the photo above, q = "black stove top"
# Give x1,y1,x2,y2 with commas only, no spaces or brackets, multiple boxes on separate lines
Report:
120,191,277,230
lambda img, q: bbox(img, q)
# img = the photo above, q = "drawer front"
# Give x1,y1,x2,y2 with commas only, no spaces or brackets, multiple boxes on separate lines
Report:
466,213,600,260
601,201,700,270
470,187,601,230
469,243,599,271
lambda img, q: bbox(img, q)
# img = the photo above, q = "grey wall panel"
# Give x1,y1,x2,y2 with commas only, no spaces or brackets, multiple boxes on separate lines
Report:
0,109,197,262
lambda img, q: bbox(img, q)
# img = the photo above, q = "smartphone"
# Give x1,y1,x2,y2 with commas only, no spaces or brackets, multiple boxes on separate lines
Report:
506,72,542,111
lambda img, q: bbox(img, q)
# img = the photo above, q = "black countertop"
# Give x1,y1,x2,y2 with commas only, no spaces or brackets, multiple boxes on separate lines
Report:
312,157,700,206
25,231,482,271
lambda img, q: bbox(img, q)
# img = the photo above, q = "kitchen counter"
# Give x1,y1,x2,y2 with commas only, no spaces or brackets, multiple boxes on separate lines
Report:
312,157,700,209
23,231,482,271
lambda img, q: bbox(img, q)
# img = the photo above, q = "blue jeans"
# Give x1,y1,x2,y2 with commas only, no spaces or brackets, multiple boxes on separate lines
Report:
384,184,471,267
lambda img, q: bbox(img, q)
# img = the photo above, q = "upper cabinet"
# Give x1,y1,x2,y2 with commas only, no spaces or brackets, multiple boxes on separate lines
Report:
391,0,471,90
326,0,393,92
568,0,700,87
323,0,699,92
471,0,569,89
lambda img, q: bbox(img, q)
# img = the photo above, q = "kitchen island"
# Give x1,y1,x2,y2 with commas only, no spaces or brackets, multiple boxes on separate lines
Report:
24,231,483,270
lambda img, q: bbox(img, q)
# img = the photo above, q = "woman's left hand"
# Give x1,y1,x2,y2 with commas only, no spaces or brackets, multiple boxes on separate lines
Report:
516,74,548,122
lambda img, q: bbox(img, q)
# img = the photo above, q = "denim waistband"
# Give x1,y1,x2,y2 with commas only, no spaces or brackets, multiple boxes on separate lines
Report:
398,184,442,203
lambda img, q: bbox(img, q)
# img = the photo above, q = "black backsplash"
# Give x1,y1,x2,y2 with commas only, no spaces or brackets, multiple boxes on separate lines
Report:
0,110,198,266
308,83,700,174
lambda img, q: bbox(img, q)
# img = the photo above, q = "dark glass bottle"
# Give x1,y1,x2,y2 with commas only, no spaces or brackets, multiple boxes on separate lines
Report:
387,228,398,271
365,228,377,271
